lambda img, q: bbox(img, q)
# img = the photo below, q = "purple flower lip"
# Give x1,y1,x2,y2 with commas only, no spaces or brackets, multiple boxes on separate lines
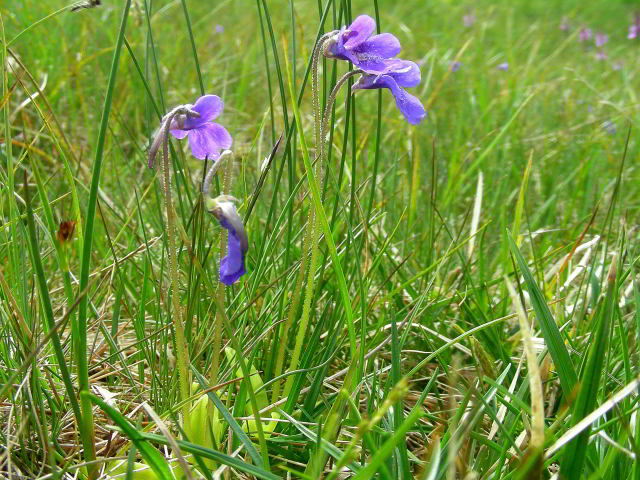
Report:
324,15,402,74
170,95,233,160
207,196,248,285
352,59,426,125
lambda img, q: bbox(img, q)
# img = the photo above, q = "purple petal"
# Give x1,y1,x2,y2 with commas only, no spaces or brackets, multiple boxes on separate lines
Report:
497,62,508,71
354,74,426,125
186,123,233,160
170,128,189,140
384,59,421,88
183,95,223,129
220,229,246,285
217,204,248,285
355,33,401,60
343,15,375,49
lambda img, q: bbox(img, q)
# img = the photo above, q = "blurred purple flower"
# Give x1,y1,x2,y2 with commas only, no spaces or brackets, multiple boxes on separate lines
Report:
603,120,616,135
613,61,623,71
579,27,592,42
559,17,570,31
595,50,607,61
463,13,475,28
215,24,224,34
353,59,426,125
170,95,232,160
497,62,508,71
323,15,401,74
451,61,461,72
595,32,608,47
629,24,638,39
207,197,248,285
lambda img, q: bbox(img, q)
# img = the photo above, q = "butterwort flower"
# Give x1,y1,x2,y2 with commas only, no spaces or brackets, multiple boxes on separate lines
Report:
463,13,475,28
629,24,638,39
214,24,224,34
352,59,426,125
148,95,232,168
323,15,401,74
169,95,232,160
595,50,607,61
451,61,461,72
579,26,592,42
497,62,508,71
206,196,248,285
595,32,608,47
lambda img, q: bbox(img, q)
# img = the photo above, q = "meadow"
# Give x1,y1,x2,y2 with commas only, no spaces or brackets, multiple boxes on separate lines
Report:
1,0,639,478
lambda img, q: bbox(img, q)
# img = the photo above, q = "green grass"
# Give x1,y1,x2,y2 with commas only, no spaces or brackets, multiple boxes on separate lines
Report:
1,0,639,479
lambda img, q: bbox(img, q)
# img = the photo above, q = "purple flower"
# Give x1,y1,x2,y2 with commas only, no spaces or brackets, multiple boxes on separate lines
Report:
451,61,461,72
170,95,232,160
613,61,623,71
352,59,426,125
559,17,570,31
463,13,475,28
602,120,616,135
629,24,638,39
579,27,592,42
323,15,401,74
595,32,608,47
497,62,508,71
215,24,224,34
595,50,607,61
207,197,248,285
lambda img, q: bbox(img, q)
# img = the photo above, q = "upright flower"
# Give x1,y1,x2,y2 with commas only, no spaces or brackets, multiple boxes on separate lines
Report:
352,59,426,125
206,196,248,285
169,95,232,160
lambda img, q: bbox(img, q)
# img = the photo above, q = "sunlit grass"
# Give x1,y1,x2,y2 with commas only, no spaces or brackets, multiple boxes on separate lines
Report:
1,0,638,479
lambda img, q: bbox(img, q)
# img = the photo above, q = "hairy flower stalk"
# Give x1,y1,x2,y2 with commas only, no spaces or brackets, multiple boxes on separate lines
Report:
272,32,335,404
149,95,232,423
210,152,233,386
156,106,198,422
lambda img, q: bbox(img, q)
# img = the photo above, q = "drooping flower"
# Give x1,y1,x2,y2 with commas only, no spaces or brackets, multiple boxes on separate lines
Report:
595,32,608,47
451,61,461,72
323,15,401,74
169,95,232,160
352,59,426,125
497,62,509,71
579,26,592,42
206,196,248,285
463,13,475,28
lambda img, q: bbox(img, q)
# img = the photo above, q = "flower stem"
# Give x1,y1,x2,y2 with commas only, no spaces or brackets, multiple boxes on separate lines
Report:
161,119,190,423
210,153,233,386
281,40,353,401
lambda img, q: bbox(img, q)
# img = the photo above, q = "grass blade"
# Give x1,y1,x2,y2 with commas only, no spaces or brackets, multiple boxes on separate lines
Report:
76,2,132,475
507,232,577,396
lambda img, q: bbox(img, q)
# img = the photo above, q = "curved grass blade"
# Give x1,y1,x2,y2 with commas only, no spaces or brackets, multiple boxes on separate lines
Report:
507,232,577,396
561,261,617,479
